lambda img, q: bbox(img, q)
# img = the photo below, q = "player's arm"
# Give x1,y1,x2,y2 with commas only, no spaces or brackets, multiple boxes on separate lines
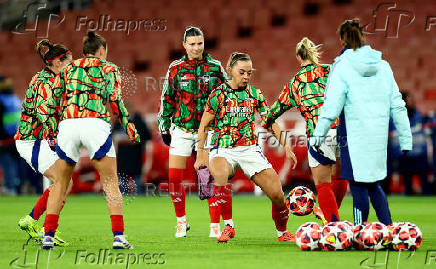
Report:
262,79,298,129
256,88,297,168
312,65,347,146
194,90,219,170
107,68,140,143
389,67,412,152
194,111,215,171
35,82,56,137
157,67,177,146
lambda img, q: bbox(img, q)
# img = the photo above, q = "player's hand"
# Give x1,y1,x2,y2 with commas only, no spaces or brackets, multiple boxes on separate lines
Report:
161,132,171,146
126,122,140,143
194,149,208,171
284,145,297,169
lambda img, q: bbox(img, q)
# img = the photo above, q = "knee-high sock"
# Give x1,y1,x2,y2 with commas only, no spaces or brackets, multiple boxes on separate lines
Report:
349,181,369,225
110,215,124,236
368,183,392,225
213,185,232,221
207,196,221,223
44,214,59,237
169,168,186,218
316,182,340,222
272,203,289,232
331,176,348,209
29,189,50,220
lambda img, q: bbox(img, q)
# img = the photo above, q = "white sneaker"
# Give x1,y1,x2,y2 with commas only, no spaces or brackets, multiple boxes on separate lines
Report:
209,223,221,238
42,236,54,249
113,235,133,249
175,221,190,238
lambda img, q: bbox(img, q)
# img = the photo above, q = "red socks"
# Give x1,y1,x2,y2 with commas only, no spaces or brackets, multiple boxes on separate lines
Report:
316,182,340,222
331,176,348,208
272,203,289,232
213,185,232,220
207,196,221,223
169,168,186,217
44,214,59,237
110,215,124,235
30,189,50,220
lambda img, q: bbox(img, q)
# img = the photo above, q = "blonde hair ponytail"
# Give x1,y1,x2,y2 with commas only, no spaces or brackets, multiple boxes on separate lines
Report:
296,37,322,66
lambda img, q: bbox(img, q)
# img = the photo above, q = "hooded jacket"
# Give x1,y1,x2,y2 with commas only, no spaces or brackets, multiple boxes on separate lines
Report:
313,45,412,182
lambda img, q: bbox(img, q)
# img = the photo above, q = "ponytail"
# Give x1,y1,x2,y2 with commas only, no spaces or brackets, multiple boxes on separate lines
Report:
338,18,365,50
35,39,70,66
83,30,107,55
296,37,322,66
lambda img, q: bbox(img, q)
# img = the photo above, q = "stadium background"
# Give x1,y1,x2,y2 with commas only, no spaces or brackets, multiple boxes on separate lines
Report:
0,0,435,195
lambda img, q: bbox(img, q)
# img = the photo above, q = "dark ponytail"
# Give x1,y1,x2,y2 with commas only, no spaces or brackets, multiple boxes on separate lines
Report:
83,30,107,55
36,39,70,66
338,18,365,50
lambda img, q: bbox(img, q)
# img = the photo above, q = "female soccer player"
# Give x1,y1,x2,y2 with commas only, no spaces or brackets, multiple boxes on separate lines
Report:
15,39,72,246
157,26,227,238
264,37,348,223
41,31,140,249
312,19,412,225
194,52,298,243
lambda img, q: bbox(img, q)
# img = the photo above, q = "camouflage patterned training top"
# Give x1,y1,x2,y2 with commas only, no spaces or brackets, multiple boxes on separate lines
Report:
15,67,60,140
53,56,136,136
157,53,227,134
264,64,338,137
205,83,270,148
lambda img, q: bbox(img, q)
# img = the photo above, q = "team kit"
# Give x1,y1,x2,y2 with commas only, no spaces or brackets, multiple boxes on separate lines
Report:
15,21,421,252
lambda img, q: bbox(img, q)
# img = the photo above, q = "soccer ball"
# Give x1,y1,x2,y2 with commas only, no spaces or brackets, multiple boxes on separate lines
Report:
320,221,353,251
391,222,423,251
352,223,366,250
285,186,316,216
295,222,322,251
359,222,391,250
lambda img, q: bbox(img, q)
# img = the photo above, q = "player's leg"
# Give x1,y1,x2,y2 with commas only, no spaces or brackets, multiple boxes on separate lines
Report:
209,156,234,242
312,164,340,222
42,159,74,249
90,156,132,248
16,140,71,245
331,158,348,208
168,154,190,237
367,181,392,225
251,168,293,242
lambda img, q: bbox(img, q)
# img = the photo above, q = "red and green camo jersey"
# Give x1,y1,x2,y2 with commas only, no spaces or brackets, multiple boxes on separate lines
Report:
205,83,270,148
14,67,60,140
157,53,227,134
53,56,136,137
264,64,338,137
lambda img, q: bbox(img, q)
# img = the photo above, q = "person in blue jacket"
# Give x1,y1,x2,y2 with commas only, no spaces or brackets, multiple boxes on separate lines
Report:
311,18,412,225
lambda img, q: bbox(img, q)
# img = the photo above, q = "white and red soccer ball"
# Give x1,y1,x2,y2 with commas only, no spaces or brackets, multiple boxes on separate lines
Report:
320,221,353,251
295,222,322,251
356,222,391,250
286,186,316,216
390,222,422,251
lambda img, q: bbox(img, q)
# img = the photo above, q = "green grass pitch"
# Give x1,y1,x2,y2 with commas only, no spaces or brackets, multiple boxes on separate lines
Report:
1,195,435,269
